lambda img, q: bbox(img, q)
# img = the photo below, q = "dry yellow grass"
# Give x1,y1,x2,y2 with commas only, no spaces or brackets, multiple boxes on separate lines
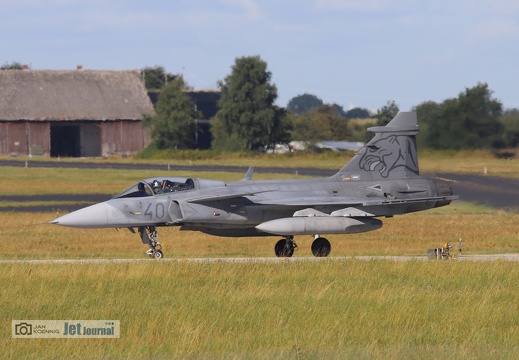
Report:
1,155,517,359
0,166,309,196
0,159,516,259
5,148,519,177
2,260,518,359
0,202,516,260
419,150,519,177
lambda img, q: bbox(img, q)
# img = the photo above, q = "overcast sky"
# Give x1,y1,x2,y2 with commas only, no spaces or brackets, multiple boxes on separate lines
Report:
2,0,518,112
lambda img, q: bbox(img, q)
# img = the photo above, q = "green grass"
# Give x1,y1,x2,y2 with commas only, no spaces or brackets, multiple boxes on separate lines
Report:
0,201,92,208
0,166,309,196
131,148,519,178
418,149,519,177
6,148,519,177
2,261,518,359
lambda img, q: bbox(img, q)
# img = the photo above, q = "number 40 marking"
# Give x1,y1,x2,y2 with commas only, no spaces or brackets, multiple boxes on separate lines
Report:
144,203,165,219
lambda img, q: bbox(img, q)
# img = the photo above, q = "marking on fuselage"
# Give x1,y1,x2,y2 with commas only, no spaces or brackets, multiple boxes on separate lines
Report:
366,184,382,192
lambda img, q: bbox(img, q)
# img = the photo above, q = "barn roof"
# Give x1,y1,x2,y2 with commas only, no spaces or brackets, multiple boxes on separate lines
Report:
0,70,155,121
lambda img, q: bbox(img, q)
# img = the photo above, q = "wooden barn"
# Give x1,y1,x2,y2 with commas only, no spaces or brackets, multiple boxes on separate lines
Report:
0,69,154,157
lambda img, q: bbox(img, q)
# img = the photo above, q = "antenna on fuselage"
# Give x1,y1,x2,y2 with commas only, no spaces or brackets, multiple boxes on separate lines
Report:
243,167,254,181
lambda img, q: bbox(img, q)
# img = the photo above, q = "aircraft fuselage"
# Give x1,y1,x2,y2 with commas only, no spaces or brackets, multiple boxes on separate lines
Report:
54,175,452,237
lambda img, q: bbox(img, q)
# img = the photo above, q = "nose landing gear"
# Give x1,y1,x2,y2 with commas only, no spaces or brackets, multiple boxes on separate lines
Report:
139,226,164,259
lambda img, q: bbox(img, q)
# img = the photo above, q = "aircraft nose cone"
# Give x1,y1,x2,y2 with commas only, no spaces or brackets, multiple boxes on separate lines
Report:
51,202,109,228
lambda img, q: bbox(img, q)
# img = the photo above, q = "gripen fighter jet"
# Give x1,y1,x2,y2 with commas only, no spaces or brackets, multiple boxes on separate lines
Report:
51,112,458,259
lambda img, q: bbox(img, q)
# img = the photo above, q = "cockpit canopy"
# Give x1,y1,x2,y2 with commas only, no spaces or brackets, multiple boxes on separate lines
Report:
113,177,196,199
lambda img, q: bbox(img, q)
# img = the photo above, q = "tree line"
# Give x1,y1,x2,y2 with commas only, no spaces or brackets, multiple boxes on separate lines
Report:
4,60,518,152
141,57,519,152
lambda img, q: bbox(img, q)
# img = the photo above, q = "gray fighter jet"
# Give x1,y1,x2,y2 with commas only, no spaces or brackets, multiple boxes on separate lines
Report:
51,112,458,259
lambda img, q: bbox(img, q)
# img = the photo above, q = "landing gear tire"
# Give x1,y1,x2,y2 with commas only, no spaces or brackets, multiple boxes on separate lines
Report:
311,237,331,257
151,250,163,259
274,238,297,258
139,226,164,259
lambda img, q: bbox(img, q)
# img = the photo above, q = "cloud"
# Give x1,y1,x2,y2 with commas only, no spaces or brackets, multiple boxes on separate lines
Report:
470,18,519,41
313,0,406,12
466,0,519,15
4,0,103,7
220,0,263,19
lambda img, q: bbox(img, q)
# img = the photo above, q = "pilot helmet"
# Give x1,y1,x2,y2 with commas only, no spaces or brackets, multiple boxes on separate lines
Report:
152,180,160,189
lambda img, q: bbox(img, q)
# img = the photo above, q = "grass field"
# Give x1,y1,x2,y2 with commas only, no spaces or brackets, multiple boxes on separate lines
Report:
132,148,519,178
1,155,518,358
2,261,518,359
4,148,519,178
0,166,310,196
0,202,518,260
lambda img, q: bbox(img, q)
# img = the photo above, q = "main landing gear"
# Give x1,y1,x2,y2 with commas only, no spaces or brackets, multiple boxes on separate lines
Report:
311,236,331,257
274,236,298,257
274,235,331,258
138,226,163,259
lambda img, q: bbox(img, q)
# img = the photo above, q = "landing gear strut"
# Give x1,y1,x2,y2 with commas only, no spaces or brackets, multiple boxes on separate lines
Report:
274,236,298,257
138,226,163,259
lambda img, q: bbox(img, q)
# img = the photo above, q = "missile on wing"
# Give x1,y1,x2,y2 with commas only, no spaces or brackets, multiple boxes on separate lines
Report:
256,217,383,236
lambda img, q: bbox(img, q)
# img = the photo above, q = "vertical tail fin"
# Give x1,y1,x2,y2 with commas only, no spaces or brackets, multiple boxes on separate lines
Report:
335,112,420,180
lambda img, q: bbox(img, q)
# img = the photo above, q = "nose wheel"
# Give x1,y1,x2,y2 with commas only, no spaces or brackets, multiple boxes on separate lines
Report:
139,226,164,259
145,246,163,259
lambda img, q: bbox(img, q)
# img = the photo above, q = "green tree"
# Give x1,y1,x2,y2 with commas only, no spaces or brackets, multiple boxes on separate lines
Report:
140,65,178,90
345,107,371,119
375,100,399,126
499,109,519,148
457,83,503,148
413,100,442,148
142,77,196,149
213,55,291,151
415,83,503,150
331,103,348,118
287,93,324,115
1,61,25,70
351,122,377,143
291,105,351,147
351,101,398,142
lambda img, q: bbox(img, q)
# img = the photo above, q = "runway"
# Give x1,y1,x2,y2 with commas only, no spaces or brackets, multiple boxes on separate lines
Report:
1,254,518,264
